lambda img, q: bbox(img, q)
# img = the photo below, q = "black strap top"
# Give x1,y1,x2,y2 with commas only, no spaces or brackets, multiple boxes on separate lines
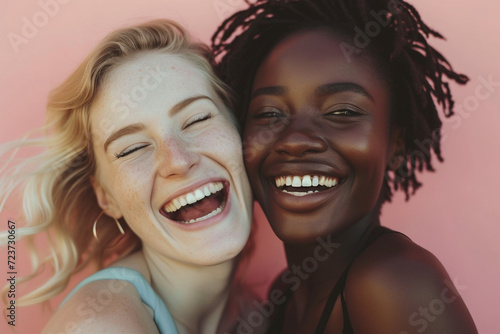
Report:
267,226,407,334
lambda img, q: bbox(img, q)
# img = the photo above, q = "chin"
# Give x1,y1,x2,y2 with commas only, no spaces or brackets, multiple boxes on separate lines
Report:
196,247,244,266
272,227,323,245
265,209,329,244
200,230,250,265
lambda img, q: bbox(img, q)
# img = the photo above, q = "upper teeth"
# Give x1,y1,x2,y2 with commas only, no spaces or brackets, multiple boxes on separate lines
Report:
164,182,223,213
275,176,339,188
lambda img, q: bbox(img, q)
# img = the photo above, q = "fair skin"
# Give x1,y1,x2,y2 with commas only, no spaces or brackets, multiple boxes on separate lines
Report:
43,52,253,334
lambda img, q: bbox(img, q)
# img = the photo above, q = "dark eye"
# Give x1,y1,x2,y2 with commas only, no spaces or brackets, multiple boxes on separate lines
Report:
325,102,367,118
253,107,285,119
326,109,363,117
183,113,212,129
114,144,149,159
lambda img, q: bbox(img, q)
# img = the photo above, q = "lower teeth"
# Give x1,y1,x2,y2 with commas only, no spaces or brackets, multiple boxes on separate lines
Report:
181,206,222,224
282,190,320,196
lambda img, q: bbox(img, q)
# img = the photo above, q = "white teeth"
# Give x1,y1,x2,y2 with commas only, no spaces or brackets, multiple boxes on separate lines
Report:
274,175,340,193
283,189,320,197
292,176,302,187
302,175,312,187
186,193,196,204
194,189,204,201
275,177,286,187
312,176,319,187
319,176,326,186
183,206,222,224
163,181,224,213
325,178,332,187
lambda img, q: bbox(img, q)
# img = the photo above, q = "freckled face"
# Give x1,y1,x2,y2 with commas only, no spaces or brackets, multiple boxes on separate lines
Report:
90,52,252,265
244,30,397,243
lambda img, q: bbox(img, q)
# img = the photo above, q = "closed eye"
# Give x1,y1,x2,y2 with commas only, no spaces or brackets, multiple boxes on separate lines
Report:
183,113,212,129
114,144,149,159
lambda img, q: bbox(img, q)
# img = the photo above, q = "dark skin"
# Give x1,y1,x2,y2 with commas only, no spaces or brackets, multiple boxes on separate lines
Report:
244,30,477,333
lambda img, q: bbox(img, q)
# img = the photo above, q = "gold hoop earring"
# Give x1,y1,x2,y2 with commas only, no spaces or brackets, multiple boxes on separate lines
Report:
92,211,125,242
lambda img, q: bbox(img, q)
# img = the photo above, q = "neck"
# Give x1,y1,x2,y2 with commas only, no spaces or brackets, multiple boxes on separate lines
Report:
141,247,236,334
283,213,380,307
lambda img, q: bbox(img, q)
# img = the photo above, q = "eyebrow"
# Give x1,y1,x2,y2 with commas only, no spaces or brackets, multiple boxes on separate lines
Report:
103,123,145,152
251,86,288,99
250,82,374,101
103,95,214,152
169,95,214,116
316,82,374,101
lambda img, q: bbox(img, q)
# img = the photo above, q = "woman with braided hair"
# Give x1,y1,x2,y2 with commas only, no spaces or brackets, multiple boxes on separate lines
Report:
212,0,477,332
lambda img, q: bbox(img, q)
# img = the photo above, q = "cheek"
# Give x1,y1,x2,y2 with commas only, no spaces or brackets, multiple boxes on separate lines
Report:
242,125,273,173
339,124,391,204
337,122,390,165
197,123,245,170
112,160,155,207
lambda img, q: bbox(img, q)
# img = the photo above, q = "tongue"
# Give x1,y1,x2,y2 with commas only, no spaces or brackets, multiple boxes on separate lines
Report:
175,196,222,222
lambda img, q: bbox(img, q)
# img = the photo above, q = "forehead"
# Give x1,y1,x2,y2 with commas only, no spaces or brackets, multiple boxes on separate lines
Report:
99,52,211,101
253,29,388,97
90,52,216,128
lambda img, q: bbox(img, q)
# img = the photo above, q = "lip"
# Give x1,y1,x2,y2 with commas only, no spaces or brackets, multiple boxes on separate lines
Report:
159,178,231,230
263,162,346,213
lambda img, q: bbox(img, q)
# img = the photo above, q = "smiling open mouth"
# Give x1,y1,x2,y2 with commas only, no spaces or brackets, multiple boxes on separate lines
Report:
274,175,340,196
161,182,227,224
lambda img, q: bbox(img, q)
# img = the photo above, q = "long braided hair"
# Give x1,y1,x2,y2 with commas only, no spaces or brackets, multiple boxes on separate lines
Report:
212,0,468,202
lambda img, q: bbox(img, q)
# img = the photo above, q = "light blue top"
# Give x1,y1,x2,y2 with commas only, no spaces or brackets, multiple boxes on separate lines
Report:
60,267,179,334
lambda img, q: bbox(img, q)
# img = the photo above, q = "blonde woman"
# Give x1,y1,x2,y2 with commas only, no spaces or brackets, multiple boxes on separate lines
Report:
1,20,253,333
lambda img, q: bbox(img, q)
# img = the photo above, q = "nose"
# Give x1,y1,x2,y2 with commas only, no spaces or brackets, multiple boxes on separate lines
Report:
157,136,199,178
273,118,327,157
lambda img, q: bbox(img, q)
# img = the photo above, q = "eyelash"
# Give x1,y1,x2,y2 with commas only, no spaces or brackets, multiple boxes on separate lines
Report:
183,112,212,129
114,113,213,159
114,144,149,159
326,109,363,116
253,108,362,119
254,108,285,119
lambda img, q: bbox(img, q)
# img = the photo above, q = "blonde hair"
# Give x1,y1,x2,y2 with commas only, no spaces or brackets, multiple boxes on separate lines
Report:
0,19,234,307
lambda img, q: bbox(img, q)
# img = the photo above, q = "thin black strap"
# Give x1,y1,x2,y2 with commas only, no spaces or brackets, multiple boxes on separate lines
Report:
314,267,350,334
340,292,354,333
315,226,400,334
268,227,407,334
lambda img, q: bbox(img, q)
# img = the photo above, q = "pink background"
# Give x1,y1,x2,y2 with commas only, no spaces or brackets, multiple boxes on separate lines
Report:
1,0,499,333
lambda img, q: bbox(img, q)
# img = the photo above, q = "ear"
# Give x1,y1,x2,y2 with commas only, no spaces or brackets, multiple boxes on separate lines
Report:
90,176,123,219
387,127,406,171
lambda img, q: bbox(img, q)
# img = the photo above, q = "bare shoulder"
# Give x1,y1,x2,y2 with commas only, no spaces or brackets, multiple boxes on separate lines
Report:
344,231,477,334
43,278,158,334
42,256,158,333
